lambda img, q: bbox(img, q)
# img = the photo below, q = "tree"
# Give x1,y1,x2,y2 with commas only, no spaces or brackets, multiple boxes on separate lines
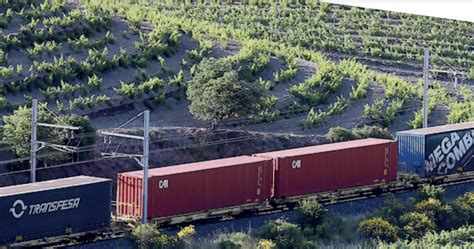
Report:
187,58,267,128
358,217,398,242
2,105,95,161
2,105,61,157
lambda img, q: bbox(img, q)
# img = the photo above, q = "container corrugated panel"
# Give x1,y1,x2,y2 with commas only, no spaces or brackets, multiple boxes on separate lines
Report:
397,122,473,177
0,176,111,245
117,156,274,219
254,138,397,199
396,134,425,175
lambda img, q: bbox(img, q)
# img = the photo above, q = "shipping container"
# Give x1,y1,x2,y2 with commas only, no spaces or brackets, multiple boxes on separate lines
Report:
0,176,111,245
397,122,474,177
117,156,274,219
254,138,397,199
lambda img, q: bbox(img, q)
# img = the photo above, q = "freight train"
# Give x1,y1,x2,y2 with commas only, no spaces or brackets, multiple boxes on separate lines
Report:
1,122,472,245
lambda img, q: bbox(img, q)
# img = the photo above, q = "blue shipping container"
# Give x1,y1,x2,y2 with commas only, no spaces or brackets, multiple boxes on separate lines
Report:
0,176,111,245
397,122,474,177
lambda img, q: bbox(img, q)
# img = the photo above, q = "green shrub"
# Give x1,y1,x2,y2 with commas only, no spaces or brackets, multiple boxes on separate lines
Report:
326,126,358,142
370,194,411,226
87,74,102,90
448,101,474,124
0,94,10,111
253,219,305,249
415,185,445,202
215,232,255,249
379,225,474,248
400,212,436,239
114,81,139,99
327,96,349,115
384,99,404,125
0,65,14,78
131,224,162,249
451,192,474,227
352,125,392,139
358,217,398,242
295,200,327,228
139,77,164,94
300,108,328,129
364,99,384,121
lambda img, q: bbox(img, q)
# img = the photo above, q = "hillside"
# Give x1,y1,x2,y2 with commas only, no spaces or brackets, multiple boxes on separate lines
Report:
0,1,472,135
0,0,473,183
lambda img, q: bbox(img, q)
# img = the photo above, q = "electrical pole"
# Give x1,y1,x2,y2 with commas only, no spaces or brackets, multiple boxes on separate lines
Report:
100,110,150,224
423,48,429,128
142,110,150,224
30,99,81,183
30,99,38,183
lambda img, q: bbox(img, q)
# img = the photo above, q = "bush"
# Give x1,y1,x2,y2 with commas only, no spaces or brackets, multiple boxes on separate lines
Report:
87,74,102,90
400,212,436,239
370,194,411,226
451,192,474,227
326,125,392,143
415,197,452,229
300,108,328,129
379,226,474,248
358,217,398,242
364,99,384,121
131,224,163,249
0,94,10,111
415,185,445,202
215,232,255,249
257,239,276,249
352,125,392,139
253,219,305,249
131,223,192,249
326,126,358,142
139,77,164,94
114,81,139,98
177,225,196,244
295,200,327,228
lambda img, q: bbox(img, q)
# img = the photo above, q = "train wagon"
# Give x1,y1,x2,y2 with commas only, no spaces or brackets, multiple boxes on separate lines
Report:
254,138,397,199
0,176,112,245
117,156,274,220
397,122,474,177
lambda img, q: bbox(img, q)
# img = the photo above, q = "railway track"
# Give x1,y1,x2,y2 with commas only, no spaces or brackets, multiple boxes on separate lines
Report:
9,172,474,248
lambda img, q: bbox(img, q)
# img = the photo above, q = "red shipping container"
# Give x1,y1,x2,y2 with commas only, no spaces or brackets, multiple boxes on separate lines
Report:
254,138,397,199
117,156,274,219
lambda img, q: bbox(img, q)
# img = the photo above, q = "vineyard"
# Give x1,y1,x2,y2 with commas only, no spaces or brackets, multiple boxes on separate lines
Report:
0,0,472,138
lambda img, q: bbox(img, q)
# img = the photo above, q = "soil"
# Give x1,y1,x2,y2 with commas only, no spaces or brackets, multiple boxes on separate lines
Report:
0,0,471,189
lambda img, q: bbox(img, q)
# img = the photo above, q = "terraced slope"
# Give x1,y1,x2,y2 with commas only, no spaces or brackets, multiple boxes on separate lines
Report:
0,0,472,137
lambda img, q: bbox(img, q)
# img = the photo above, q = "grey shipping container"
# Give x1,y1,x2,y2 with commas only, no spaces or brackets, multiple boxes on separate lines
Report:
0,176,111,245
396,122,474,177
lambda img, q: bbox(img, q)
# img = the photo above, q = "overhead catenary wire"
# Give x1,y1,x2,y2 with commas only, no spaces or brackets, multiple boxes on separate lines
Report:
0,102,422,170
0,92,433,157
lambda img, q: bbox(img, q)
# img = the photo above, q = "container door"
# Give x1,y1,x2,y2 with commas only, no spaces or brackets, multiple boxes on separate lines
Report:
384,146,389,181
257,165,263,199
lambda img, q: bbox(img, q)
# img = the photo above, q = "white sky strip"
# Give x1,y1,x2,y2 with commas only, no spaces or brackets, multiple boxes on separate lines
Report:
324,0,474,22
